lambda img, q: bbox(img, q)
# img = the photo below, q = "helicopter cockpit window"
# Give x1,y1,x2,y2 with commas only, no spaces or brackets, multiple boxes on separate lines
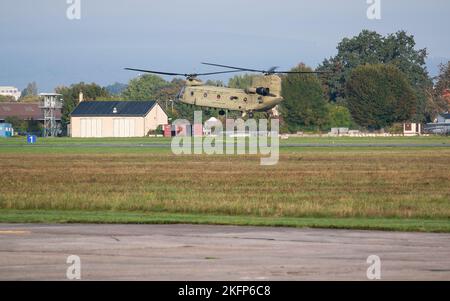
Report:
176,87,185,99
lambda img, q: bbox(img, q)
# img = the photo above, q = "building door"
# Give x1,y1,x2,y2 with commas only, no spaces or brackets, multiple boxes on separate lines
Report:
80,118,102,137
113,118,136,137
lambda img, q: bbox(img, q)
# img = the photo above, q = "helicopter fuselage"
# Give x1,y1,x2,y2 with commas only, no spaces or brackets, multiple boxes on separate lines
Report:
176,74,283,114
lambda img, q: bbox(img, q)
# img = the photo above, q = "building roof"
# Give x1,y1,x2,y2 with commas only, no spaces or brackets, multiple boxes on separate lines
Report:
440,113,450,119
71,101,158,117
0,102,61,121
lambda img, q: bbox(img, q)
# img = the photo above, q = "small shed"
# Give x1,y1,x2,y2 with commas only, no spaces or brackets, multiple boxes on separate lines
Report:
0,123,13,137
403,123,421,136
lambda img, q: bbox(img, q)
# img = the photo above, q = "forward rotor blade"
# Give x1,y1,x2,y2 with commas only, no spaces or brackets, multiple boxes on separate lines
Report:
124,68,186,76
201,62,264,73
125,68,240,77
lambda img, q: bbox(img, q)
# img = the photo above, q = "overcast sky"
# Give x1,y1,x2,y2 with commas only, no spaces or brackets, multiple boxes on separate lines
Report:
1,0,449,91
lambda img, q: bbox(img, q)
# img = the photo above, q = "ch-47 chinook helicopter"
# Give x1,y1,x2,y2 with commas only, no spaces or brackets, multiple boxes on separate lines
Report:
125,62,326,118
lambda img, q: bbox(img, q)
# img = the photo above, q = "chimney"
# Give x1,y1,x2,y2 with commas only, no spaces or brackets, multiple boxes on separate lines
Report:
79,91,84,103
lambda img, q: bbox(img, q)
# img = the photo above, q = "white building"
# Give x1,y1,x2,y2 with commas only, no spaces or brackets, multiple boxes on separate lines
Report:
0,86,21,101
403,123,421,136
70,100,168,138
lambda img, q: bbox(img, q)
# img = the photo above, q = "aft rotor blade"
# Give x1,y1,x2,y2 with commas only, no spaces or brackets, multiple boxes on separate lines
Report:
202,62,330,74
277,70,331,74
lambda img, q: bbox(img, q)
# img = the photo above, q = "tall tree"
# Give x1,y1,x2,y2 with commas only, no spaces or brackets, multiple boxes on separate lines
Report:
280,64,329,132
318,30,431,121
432,61,450,113
21,82,38,98
122,74,168,100
346,64,416,129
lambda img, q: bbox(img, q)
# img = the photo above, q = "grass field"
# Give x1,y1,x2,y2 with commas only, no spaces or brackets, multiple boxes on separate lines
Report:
0,136,449,232
0,135,449,146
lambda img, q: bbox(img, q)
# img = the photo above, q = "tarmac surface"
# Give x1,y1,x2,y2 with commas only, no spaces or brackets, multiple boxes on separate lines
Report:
1,223,449,280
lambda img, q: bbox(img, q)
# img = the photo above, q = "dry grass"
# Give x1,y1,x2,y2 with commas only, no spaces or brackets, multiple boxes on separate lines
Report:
0,148,449,219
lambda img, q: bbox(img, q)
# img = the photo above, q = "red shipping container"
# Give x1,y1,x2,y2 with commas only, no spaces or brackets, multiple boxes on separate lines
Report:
193,124,203,137
163,124,172,137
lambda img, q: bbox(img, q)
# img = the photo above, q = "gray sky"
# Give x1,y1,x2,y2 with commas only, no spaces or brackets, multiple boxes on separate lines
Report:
1,0,449,91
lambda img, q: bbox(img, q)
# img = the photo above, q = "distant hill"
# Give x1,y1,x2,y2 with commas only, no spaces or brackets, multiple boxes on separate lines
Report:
105,82,128,96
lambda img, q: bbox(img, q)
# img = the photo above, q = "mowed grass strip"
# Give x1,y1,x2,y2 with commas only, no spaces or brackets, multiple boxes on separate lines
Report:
0,148,449,220
0,210,449,233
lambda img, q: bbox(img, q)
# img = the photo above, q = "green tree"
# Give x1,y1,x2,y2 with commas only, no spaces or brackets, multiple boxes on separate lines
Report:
228,74,254,89
204,80,224,87
318,30,431,121
5,116,27,132
21,82,38,98
55,82,110,132
280,64,329,132
346,64,416,129
0,95,15,102
20,95,40,103
431,61,450,115
122,74,168,100
325,104,354,129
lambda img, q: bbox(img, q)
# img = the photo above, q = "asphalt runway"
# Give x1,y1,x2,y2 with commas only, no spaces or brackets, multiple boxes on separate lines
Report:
0,224,449,280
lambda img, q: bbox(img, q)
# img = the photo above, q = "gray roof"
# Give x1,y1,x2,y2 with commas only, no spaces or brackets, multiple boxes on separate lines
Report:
71,101,157,117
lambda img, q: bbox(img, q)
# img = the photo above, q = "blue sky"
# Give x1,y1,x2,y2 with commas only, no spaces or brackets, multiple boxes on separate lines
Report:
1,0,449,91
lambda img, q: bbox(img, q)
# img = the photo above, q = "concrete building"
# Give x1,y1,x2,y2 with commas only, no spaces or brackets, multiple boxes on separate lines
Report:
70,101,168,138
0,86,21,101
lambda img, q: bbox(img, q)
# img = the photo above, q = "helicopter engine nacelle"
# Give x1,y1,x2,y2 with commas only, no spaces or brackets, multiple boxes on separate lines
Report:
255,87,270,96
